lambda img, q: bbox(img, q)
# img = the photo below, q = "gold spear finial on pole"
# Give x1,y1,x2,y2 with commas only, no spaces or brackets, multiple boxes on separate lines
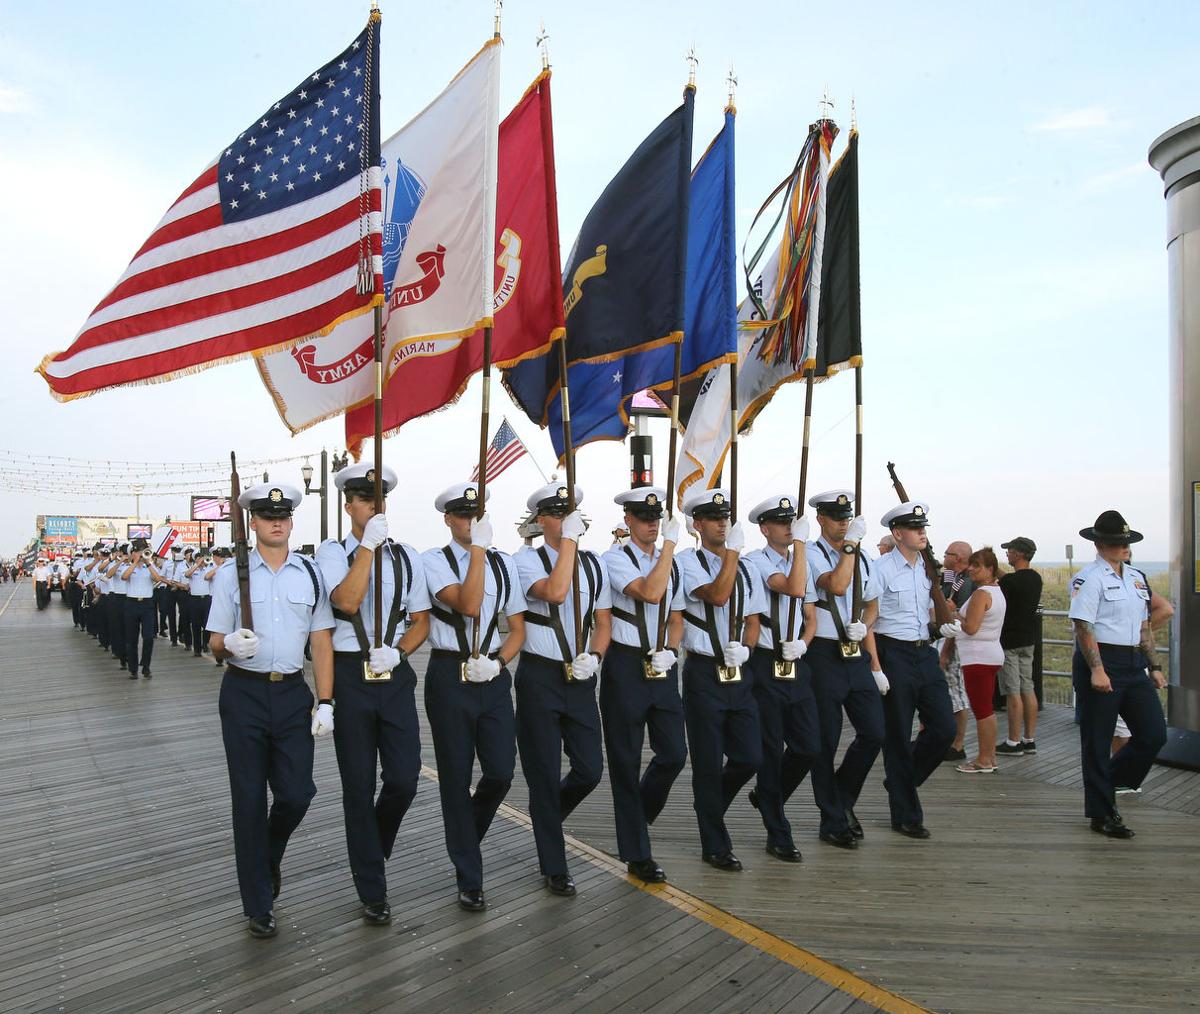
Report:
818,85,835,123
851,94,858,132
726,63,738,111
686,44,699,88
536,20,551,70
493,0,502,39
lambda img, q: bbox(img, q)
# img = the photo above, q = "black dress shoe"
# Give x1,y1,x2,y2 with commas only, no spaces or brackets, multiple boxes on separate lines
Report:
892,822,931,840
270,862,281,900
765,843,803,863
747,787,760,811
1091,814,1135,839
247,913,277,938
627,858,666,883
142,667,152,679
845,808,864,839
362,899,392,925
193,651,203,658
128,671,138,680
458,888,486,912
544,873,576,897
702,851,743,872
819,829,858,849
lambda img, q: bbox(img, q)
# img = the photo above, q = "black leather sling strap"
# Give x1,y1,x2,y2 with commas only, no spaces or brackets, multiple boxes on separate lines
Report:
684,550,750,658
523,547,600,661
332,539,410,656
813,541,870,644
609,545,679,653
429,546,509,656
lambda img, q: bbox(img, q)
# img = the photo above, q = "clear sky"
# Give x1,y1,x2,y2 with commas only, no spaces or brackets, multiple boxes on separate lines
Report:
0,0,1193,560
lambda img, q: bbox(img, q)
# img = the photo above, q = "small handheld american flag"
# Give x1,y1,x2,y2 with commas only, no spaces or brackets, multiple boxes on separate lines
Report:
471,418,529,483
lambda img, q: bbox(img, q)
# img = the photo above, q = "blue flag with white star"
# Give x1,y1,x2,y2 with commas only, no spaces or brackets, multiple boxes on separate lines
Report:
541,108,737,458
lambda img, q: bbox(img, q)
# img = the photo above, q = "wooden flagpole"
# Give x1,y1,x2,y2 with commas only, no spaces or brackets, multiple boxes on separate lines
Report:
556,336,584,657
728,356,740,643
784,368,816,642
372,305,384,647
471,327,493,659
655,340,683,652
850,364,864,621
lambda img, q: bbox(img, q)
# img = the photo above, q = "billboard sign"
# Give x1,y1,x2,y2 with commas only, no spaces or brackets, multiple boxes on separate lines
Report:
42,516,79,538
128,523,153,540
192,496,231,521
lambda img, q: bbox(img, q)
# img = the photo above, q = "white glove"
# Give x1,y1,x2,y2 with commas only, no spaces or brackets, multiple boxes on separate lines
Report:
651,648,677,673
790,516,810,543
781,639,807,661
369,645,401,674
470,513,493,548
661,518,682,545
225,628,259,660
844,515,867,545
845,620,868,642
872,669,890,695
311,702,334,737
723,641,750,668
725,522,745,553
939,621,963,639
466,654,501,683
570,651,600,680
360,513,389,551
561,510,587,543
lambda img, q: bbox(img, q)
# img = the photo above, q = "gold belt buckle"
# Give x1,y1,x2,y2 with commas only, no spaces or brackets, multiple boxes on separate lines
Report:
459,661,471,684
268,671,284,683
563,660,579,683
716,664,742,683
362,660,392,682
840,640,862,659
773,660,795,680
643,655,667,680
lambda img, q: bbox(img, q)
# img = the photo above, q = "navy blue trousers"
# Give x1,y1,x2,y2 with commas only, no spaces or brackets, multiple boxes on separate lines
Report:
682,654,763,857
106,596,126,663
331,653,421,904
599,645,687,863
515,653,604,878
175,589,193,647
187,593,211,653
875,636,956,827
218,671,316,918
791,639,885,835
424,655,516,892
123,597,156,673
747,648,821,848
1073,646,1167,819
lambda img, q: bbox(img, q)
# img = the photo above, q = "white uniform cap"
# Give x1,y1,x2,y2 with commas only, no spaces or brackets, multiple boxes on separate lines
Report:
434,481,491,515
748,494,798,525
614,486,667,517
238,481,303,515
681,486,732,519
881,500,931,529
527,482,584,513
333,461,399,495
808,489,855,517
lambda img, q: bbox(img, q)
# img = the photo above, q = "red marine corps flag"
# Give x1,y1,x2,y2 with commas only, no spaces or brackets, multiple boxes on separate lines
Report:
38,16,383,401
343,70,565,456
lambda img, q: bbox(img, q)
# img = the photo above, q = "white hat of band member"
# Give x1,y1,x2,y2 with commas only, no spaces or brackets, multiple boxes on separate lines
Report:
434,481,491,515
527,481,584,514
748,494,798,525
238,482,303,517
681,486,732,519
808,489,855,519
614,486,666,519
881,500,931,529
334,461,399,496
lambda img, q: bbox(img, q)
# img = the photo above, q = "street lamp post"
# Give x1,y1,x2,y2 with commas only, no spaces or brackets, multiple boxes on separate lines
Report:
132,483,144,522
330,450,350,540
301,449,330,543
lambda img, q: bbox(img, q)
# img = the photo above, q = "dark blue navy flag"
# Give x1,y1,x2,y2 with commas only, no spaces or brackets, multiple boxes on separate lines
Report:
542,108,737,457
504,88,695,429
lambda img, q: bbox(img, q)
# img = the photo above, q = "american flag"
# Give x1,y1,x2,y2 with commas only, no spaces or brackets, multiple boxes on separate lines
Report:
471,418,529,483
38,17,383,401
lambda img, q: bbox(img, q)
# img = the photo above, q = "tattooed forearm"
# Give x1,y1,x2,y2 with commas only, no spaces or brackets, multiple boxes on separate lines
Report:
1073,619,1103,669
1139,620,1159,667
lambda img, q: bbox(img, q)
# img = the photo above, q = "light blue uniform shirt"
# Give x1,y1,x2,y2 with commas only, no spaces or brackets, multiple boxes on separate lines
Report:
206,549,335,673
515,543,612,661
676,546,767,657
106,561,127,596
422,542,526,655
189,561,217,595
316,535,431,652
121,562,156,598
805,537,880,640
1068,556,1150,647
872,547,932,640
744,545,819,648
602,542,684,650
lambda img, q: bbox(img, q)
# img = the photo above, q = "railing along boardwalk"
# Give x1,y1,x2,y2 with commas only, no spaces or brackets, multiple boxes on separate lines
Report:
4,580,1199,1012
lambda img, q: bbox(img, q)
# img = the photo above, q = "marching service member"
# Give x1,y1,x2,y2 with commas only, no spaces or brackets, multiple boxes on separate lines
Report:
599,487,686,884
514,482,612,899
315,463,430,926
422,482,526,912
674,487,765,872
117,537,165,679
206,482,335,939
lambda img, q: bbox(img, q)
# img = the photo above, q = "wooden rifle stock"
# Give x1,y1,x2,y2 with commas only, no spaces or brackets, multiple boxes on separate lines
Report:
884,462,953,627
230,452,254,631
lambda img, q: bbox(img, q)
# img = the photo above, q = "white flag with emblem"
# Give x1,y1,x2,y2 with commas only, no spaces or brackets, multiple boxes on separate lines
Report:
255,40,501,433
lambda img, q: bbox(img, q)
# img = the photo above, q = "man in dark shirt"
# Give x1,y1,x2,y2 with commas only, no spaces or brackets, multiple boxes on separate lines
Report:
997,537,1042,755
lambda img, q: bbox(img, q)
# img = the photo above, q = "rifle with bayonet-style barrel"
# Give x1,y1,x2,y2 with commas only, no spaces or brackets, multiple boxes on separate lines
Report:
885,462,954,627
230,452,254,632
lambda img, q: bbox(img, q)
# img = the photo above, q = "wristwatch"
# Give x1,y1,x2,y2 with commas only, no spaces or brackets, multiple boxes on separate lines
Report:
841,542,858,555
396,647,409,665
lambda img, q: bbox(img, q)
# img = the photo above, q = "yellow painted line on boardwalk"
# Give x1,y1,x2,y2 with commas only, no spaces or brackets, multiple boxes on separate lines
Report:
420,764,926,1013
0,580,21,622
